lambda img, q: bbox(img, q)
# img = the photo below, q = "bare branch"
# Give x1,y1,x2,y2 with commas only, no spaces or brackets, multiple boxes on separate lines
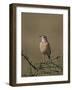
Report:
22,52,38,71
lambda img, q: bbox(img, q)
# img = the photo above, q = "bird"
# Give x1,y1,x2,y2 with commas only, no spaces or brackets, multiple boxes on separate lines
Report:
40,35,51,63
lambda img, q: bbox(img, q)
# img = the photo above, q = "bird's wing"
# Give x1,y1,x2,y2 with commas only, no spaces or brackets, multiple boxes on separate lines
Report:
47,43,51,55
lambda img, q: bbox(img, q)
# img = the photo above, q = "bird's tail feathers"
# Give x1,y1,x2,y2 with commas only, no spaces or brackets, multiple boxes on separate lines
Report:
48,56,50,59
47,54,51,59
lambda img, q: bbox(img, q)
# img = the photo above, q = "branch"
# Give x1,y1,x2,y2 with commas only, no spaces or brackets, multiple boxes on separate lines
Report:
22,53,38,71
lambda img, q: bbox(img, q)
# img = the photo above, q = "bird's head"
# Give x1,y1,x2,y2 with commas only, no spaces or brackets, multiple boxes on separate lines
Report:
40,35,48,42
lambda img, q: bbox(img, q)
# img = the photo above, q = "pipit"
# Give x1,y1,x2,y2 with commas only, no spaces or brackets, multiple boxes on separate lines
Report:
40,35,51,63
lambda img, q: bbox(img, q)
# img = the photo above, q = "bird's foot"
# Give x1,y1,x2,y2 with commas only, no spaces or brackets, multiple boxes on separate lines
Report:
41,61,46,64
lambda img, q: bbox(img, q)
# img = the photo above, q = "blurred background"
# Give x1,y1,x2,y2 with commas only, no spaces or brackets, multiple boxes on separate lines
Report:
21,13,63,76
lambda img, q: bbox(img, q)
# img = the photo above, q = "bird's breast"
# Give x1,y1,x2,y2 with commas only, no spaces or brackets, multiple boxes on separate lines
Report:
40,42,48,54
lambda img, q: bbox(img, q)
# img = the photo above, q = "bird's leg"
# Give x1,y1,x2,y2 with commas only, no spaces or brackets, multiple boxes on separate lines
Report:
43,55,45,64
47,55,51,64
41,54,45,64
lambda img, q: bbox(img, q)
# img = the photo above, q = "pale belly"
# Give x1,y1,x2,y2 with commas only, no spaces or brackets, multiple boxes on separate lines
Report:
40,42,48,54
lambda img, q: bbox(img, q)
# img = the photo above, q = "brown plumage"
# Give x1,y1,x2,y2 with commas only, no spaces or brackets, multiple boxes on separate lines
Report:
40,35,51,62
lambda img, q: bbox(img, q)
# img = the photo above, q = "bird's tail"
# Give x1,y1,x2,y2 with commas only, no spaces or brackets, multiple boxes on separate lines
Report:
46,54,50,59
48,56,50,59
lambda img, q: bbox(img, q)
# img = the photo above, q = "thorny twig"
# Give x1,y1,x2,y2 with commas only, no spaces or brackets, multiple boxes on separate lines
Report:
22,52,38,71
22,50,63,76
40,56,63,71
